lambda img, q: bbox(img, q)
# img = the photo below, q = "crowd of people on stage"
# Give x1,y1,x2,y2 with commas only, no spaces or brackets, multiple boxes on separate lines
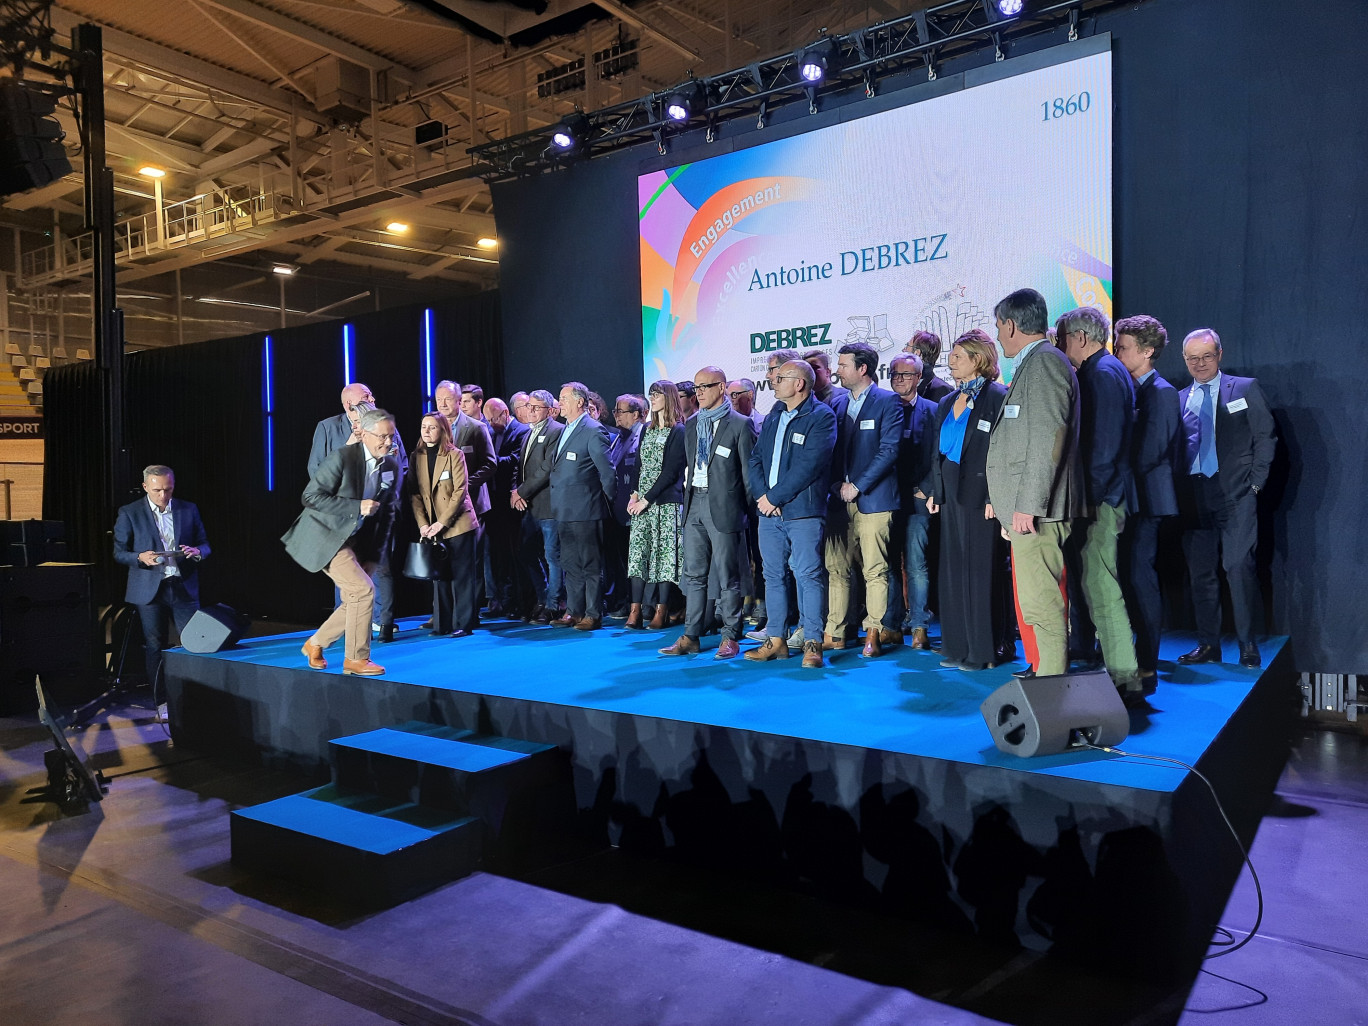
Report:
118,287,1276,696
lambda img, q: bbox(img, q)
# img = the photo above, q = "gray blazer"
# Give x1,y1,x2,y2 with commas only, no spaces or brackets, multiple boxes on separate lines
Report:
985,342,1084,526
282,443,401,573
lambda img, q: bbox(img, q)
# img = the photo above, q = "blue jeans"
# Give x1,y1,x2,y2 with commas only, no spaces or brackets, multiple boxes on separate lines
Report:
885,511,930,630
757,514,825,642
537,518,565,608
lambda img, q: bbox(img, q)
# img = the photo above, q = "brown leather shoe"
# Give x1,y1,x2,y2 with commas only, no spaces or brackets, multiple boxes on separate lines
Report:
624,603,644,629
802,640,825,668
659,635,701,656
648,604,669,629
342,658,384,676
861,630,882,658
745,636,792,661
550,612,578,627
910,627,932,650
821,632,847,651
574,616,601,631
879,628,904,647
715,638,740,660
301,642,326,669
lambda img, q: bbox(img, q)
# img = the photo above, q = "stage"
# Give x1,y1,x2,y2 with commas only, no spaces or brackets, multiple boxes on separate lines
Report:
165,620,1298,980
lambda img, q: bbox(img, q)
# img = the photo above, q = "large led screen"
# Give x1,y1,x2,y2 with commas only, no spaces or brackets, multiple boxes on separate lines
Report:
639,47,1112,409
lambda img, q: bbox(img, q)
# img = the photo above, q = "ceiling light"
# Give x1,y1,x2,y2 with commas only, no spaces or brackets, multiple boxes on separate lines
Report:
386,221,409,233
477,238,497,249
138,166,166,178
272,263,298,276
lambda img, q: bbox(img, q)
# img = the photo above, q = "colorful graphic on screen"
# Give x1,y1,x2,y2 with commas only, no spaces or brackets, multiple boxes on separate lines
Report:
639,48,1112,408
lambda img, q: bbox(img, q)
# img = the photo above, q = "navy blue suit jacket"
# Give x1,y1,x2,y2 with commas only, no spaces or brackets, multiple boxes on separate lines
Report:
895,395,940,515
113,497,210,605
1131,372,1181,517
1076,348,1135,510
747,394,837,519
1179,373,1276,500
828,384,903,514
608,422,643,526
549,416,616,522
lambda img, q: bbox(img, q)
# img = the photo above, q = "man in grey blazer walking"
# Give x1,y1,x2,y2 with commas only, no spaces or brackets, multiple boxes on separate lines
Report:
985,289,1084,677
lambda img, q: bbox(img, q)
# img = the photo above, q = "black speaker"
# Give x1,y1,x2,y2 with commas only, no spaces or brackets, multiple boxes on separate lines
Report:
0,81,73,199
181,604,249,653
980,670,1129,757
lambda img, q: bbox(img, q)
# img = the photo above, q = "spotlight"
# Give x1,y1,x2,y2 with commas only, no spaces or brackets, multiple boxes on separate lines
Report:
138,166,165,178
271,263,298,276
664,81,706,124
550,112,590,151
982,0,1027,21
386,221,409,233
797,38,839,84
476,237,497,249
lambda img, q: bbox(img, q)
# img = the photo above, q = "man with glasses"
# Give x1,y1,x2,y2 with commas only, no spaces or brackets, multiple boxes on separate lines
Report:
660,367,755,659
548,381,616,630
883,352,940,650
307,381,408,642
746,359,837,667
727,378,765,436
510,392,533,425
605,394,648,617
285,408,402,676
1176,329,1276,668
511,390,565,623
823,342,905,659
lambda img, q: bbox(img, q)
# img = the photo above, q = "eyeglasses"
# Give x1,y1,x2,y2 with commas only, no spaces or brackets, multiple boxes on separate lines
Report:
1184,353,1219,364
612,407,635,415
889,372,919,381
365,430,396,443
774,375,803,383
727,390,751,401
694,381,724,391
528,403,549,411
647,388,663,396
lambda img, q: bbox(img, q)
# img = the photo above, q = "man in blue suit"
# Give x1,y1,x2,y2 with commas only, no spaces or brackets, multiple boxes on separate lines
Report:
113,465,210,684
883,352,940,650
823,342,904,659
1176,328,1277,668
1114,315,1182,683
746,359,837,667
548,381,616,630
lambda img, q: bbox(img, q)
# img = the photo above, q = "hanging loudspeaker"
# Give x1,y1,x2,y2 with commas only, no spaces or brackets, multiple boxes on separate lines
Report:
980,670,1129,757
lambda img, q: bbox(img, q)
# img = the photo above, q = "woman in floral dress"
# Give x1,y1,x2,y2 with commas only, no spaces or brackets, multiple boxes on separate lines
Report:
625,380,686,628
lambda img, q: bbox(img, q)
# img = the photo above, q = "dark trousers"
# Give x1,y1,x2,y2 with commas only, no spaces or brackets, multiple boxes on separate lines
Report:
682,492,745,641
1183,475,1261,646
1123,514,1166,671
937,462,1006,666
485,509,525,610
603,517,631,613
135,576,198,683
433,530,479,633
558,519,604,619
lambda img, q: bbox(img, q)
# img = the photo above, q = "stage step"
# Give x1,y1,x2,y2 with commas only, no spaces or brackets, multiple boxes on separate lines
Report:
329,723,563,859
230,784,482,908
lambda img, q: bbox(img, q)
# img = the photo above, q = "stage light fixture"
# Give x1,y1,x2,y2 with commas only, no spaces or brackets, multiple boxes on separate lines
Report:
797,38,839,84
664,81,707,123
550,112,590,151
983,0,1027,21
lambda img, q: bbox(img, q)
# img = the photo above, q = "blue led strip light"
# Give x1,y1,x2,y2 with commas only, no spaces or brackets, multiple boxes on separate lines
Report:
262,335,275,491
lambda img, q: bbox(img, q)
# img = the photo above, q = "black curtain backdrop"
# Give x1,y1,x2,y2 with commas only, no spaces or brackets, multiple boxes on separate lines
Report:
43,292,502,623
494,0,1368,673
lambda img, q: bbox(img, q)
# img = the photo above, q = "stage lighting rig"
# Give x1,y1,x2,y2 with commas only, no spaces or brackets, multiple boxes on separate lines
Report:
664,80,707,124
797,37,840,84
983,0,1029,22
549,111,590,153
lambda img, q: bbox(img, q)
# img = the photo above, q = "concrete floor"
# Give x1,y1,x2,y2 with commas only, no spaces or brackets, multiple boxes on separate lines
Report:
1,690,1365,1026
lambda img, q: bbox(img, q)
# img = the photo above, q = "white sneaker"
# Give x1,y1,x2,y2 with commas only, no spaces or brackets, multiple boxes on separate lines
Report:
371,622,382,634
786,627,805,650
744,629,769,643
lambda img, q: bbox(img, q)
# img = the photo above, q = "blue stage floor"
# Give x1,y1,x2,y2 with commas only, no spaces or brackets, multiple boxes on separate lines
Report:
181,619,1287,795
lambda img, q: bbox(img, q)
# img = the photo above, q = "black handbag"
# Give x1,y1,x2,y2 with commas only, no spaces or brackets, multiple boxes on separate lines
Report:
403,537,451,580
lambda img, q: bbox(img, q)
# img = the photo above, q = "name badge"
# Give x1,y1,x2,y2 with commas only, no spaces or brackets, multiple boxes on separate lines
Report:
566,451,577,461
461,445,474,453
1003,405,1020,419
792,433,806,445
537,436,546,443
439,470,451,481
715,445,732,459
976,419,992,433
859,419,875,430
1227,397,1249,413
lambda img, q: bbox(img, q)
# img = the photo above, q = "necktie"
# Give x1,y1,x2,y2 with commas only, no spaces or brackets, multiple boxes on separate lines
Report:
1198,383,1218,476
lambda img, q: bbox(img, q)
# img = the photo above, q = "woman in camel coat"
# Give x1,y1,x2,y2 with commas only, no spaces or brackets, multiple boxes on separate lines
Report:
409,412,481,636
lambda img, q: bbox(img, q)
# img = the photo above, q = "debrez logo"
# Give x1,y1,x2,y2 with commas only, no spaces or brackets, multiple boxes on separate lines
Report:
750,323,831,353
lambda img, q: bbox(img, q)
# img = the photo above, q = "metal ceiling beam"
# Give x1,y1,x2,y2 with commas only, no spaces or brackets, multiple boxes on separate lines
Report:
49,5,332,126
2,177,84,211
594,0,703,63
196,0,419,79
